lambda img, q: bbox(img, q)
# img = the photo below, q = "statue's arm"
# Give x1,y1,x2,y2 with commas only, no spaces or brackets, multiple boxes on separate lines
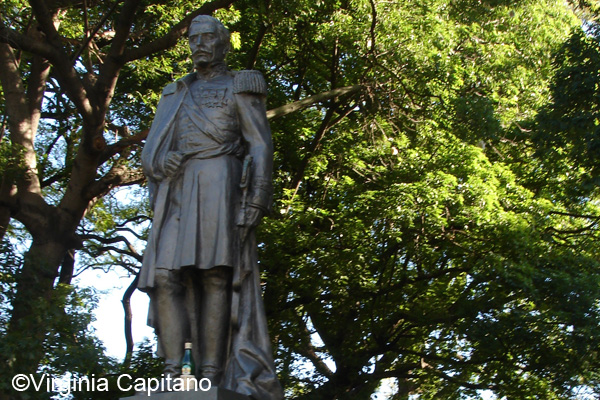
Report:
234,71,274,217
141,82,183,199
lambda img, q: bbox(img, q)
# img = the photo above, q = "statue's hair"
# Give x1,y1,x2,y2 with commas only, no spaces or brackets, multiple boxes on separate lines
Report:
188,15,231,55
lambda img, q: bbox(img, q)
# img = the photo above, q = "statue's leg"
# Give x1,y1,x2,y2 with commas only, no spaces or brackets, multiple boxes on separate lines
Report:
153,268,189,378
197,265,232,385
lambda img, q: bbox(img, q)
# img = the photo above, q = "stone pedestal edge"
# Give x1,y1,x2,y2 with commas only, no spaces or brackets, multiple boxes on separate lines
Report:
122,386,249,400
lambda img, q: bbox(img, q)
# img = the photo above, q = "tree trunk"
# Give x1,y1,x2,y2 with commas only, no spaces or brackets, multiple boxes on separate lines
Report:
4,238,68,377
0,179,13,242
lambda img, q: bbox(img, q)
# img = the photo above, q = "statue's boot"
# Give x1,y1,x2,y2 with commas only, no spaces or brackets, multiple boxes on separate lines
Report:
199,266,232,386
153,269,190,391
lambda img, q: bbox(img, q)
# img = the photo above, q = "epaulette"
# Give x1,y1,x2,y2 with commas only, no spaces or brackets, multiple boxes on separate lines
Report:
162,82,177,95
233,70,267,96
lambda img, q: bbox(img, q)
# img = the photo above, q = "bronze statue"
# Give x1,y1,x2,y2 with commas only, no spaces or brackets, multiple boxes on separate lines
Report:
138,14,283,400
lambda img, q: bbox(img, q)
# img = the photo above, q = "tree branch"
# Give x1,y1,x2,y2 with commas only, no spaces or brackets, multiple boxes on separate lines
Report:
0,41,42,193
547,221,600,235
369,364,419,381
114,215,151,228
116,226,148,241
284,99,359,212
72,0,123,62
548,210,600,219
245,22,269,70
122,273,140,366
0,25,56,59
266,85,364,120
0,39,55,239
0,180,16,242
368,0,377,55
28,0,62,46
245,0,270,71
58,249,75,284
26,35,51,143
99,129,148,164
295,315,335,379
95,0,144,113
84,163,146,201
81,233,143,262
26,2,94,119
428,368,498,391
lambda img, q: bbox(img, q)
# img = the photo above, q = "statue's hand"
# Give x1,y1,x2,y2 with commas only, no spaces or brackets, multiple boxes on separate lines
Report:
163,151,183,177
238,205,265,242
245,205,265,228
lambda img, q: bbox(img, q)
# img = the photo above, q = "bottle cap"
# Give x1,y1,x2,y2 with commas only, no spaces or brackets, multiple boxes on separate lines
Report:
184,342,192,349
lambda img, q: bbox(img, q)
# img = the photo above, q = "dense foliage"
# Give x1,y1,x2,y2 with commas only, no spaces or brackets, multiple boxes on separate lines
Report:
1,0,599,399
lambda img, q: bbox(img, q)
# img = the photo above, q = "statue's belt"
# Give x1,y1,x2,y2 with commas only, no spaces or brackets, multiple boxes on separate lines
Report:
179,141,244,161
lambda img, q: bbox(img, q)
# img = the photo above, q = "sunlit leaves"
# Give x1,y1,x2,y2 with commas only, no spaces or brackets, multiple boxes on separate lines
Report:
255,0,600,398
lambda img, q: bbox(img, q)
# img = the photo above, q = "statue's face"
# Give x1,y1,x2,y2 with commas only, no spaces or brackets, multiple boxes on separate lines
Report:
189,20,226,68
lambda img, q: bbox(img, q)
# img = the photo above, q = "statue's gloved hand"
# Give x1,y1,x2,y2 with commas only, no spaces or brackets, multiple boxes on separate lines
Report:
238,205,265,242
245,205,265,228
163,151,183,177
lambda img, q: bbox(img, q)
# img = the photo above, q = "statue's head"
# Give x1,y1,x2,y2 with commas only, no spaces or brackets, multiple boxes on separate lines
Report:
188,15,231,68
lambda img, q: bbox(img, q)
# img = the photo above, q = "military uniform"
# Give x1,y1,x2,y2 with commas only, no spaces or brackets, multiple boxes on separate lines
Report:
139,66,283,400
140,66,272,284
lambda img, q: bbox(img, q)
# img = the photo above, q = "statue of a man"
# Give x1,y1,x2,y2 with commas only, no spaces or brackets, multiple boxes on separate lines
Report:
137,15,283,400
